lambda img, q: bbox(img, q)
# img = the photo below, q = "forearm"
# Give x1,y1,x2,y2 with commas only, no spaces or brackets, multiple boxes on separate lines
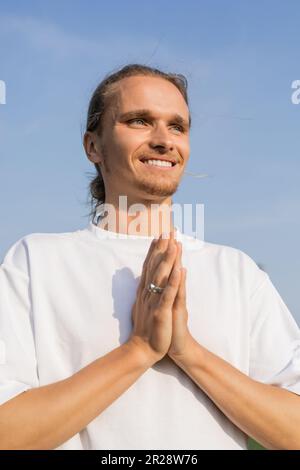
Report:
0,342,154,450
170,337,300,450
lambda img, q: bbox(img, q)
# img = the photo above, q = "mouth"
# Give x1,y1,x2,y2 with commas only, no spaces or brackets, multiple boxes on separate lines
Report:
138,156,179,171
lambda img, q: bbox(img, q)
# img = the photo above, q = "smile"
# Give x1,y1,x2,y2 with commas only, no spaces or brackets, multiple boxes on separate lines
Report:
144,159,172,167
138,157,178,171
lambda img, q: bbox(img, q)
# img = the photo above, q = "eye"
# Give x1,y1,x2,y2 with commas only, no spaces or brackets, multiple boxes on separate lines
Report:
127,119,185,133
128,118,146,125
171,124,184,133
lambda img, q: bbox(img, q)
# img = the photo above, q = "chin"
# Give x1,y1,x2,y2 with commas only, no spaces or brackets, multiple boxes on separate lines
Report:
135,178,179,198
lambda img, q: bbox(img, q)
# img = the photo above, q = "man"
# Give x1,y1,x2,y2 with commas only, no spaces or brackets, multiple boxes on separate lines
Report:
0,64,300,450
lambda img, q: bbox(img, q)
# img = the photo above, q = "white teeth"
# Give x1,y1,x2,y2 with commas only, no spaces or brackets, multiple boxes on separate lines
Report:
143,159,173,167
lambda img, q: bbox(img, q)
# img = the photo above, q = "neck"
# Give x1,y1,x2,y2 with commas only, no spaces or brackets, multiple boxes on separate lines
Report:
97,194,175,237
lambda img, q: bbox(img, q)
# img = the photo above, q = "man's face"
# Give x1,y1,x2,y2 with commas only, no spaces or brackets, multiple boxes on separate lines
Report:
92,75,190,203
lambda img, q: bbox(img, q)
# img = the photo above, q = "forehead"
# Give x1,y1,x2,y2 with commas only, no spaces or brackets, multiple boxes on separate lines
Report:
111,75,189,117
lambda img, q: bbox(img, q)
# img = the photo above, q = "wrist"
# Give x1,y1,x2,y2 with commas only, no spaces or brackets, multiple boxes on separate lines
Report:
125,337,160,367
169,335,204,367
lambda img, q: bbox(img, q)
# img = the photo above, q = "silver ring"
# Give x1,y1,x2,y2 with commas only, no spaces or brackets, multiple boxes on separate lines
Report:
147,282,164,294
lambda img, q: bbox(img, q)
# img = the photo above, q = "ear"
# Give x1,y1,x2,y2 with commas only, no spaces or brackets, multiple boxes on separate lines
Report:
83,131,103,166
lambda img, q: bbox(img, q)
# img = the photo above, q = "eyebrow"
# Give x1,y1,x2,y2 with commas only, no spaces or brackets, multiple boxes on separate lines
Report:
118,109,191,130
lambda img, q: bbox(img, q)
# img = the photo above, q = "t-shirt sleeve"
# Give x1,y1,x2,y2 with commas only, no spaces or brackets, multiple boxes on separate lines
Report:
249,272,300,396
0,239,39,406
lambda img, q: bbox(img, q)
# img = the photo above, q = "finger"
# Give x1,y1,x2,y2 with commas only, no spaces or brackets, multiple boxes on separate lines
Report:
173,267,186,310
140,233,169,291
172,242,183,308
147,238,177,292
175,240,182,267
140,230,177,293
161,227,175,240
171,227,177,240
148,234,169,270
165,227,177,242
158,263,181,310
149,236,172,280
182,267,187,300
149,229,177,279
139,235,160,292
145,235,170,288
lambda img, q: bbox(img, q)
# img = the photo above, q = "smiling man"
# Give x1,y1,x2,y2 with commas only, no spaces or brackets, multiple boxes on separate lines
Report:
0,64,300,450
84,71,191,236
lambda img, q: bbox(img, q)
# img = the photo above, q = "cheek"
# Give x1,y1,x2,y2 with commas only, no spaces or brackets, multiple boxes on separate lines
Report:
179,142,190,163
106,132,138,170
114,127,146,151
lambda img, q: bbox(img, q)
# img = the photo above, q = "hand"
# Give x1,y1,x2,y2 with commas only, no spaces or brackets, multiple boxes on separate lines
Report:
167,240,195,359
128,230,182,364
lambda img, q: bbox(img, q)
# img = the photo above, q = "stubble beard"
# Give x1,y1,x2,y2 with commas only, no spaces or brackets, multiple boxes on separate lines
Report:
134,172,180,197
102,146,180,198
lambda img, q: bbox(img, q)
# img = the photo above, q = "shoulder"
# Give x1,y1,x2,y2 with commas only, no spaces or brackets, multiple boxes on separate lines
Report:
197,238,269,295
1,229,81,276
202,239,256,266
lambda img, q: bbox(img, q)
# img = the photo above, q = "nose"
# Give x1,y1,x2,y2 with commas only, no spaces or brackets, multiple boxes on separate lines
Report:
149,123,174,153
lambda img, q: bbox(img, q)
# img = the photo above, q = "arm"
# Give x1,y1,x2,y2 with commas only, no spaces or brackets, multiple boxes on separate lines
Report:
0,233,180,450
0,341,155,450
170,337,300,450
166,240,300,449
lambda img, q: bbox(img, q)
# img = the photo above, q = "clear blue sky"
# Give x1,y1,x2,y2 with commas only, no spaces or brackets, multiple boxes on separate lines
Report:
0,0,299,325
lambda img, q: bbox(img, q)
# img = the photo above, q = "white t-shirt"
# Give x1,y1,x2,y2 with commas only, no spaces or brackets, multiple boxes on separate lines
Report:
0,221,300,450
